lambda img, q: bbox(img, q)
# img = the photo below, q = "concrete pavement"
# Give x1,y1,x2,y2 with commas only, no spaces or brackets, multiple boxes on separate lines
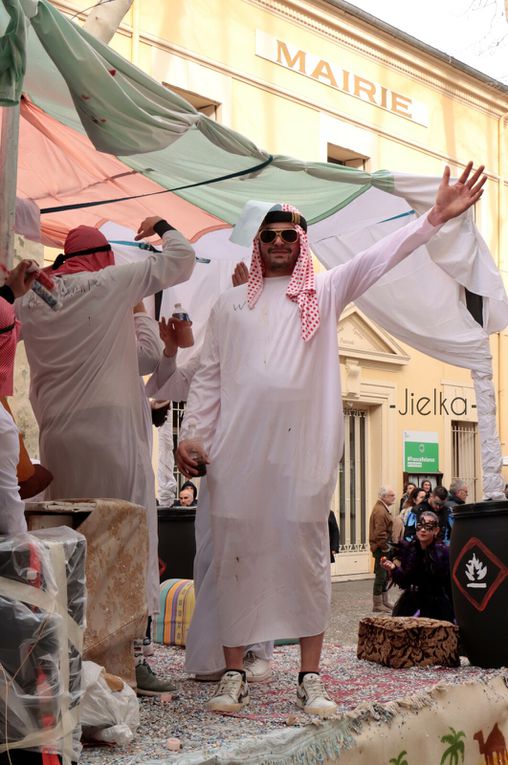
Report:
328,577,395,645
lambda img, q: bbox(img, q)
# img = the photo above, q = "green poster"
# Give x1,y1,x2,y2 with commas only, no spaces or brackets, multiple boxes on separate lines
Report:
403,432,439,473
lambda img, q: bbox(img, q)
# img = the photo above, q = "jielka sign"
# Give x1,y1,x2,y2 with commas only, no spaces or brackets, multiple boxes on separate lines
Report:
256,31,429,127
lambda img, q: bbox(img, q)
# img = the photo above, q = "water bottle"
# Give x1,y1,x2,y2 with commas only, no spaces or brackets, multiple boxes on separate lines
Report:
172,303,194,348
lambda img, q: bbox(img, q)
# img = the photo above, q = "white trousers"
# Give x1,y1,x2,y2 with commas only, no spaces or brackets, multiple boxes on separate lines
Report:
157,417,177,506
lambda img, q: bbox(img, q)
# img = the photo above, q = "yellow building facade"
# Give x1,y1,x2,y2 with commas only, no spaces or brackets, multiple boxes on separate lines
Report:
52,0,508,579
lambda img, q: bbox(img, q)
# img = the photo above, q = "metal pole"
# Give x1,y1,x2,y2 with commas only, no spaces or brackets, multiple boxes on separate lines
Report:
0,103,20,279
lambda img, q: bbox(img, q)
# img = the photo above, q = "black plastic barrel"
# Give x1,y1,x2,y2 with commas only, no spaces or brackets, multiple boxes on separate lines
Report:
157,506,196,582
449,500,508,667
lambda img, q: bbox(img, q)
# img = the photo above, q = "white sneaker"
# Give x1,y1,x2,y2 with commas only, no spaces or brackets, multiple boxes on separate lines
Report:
206,671,250,713
296,673,337,717
143,637,155,657
243,651,272,683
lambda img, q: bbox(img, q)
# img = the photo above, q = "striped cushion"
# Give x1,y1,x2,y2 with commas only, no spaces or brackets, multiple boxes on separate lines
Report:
154,578,195,647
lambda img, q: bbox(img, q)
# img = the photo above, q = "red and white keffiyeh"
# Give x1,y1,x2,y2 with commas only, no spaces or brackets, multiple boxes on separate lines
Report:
247,203,320,342
0,297,20,397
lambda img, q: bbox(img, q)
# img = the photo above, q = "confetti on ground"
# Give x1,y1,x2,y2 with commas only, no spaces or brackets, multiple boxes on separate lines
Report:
79,642,501,765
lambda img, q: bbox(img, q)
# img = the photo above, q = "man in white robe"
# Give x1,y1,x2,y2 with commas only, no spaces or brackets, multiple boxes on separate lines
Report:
16,216,194,694
176,163,486,716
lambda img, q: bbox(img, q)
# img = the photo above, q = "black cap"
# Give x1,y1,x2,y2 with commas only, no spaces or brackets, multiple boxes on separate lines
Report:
261,208,307,232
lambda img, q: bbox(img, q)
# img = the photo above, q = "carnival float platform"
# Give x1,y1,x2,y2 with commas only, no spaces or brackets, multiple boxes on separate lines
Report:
79,642,508,765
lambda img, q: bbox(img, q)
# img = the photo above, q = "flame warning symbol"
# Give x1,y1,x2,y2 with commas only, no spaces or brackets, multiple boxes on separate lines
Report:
465,553,487,588
452,537,508,612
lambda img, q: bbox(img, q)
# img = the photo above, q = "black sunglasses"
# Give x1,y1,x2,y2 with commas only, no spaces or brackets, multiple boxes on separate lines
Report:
258,228,299,244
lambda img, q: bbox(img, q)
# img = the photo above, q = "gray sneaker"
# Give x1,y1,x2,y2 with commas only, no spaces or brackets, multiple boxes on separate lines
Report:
136,661,177,696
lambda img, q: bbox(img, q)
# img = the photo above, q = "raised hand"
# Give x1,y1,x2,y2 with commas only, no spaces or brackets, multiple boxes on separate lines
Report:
231,261,249,287
428,162,487,226
135,216,163,240
6,260,37,298
159,316,178,358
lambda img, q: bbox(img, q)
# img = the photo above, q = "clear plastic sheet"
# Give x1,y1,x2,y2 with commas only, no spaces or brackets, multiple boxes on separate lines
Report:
0,527,86,764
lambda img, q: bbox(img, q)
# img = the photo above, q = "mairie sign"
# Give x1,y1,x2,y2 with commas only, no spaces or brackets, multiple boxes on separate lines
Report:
403,431,439,473
255,30,429,127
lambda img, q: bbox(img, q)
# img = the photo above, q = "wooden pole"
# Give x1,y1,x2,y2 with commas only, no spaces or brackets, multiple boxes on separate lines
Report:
0,103,20,279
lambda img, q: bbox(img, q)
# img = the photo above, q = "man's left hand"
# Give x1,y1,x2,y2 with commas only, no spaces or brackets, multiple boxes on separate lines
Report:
428,162,487,226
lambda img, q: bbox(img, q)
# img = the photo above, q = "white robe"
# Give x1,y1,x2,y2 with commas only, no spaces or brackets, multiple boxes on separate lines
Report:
184,481,273,673
146,352,200,402
16,231,194,615
146,354,198,506
0,405,27,535
180,212,440,646
135,312,164,456
133,312,164,608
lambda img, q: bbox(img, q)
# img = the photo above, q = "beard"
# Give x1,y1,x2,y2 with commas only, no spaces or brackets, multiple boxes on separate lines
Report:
270,258,291,271
266,248,297,272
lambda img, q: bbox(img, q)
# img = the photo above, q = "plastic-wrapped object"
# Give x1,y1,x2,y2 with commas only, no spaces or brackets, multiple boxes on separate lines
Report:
0,527,86,764
80,661,139,746
26,499,148,688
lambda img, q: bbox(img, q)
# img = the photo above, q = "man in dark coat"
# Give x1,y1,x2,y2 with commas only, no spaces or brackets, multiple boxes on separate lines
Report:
368,486,395,612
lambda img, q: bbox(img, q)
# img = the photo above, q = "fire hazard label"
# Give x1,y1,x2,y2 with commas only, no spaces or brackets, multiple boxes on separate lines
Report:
452,537,508,612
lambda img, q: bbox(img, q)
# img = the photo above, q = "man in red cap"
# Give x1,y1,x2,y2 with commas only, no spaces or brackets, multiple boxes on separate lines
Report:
16,216,194,694
176,163,485,717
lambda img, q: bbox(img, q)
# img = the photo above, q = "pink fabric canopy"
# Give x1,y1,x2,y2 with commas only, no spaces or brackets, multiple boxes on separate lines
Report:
9,99,228,246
